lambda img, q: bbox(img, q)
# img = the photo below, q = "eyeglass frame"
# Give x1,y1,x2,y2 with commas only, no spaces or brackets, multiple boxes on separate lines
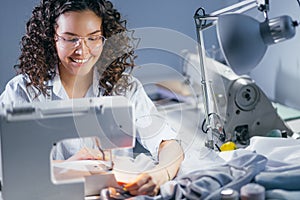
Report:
55,34,107,50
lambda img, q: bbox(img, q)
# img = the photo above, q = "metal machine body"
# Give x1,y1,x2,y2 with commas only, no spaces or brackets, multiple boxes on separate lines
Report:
0,96,135,200
223,74,293,144
183,53,292,145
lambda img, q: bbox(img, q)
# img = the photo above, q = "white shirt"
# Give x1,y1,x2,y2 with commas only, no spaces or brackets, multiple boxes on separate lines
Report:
0,67,177,160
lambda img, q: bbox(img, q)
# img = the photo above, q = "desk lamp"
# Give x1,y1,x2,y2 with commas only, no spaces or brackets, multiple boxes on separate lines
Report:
194,0,298,149
217,3,299,75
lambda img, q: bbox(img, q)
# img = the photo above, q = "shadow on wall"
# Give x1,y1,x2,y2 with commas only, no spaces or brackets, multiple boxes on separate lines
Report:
275,59,300,110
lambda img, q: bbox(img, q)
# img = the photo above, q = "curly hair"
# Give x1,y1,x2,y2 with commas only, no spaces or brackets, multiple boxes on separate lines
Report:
16,0,136,97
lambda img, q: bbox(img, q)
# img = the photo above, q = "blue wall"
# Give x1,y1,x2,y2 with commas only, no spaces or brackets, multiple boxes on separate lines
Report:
0,0,39,92
2,0,300,110
0,0,237,92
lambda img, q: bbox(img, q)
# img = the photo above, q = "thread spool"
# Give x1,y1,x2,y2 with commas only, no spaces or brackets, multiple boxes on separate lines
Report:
240,183,265,200
221,188,239,200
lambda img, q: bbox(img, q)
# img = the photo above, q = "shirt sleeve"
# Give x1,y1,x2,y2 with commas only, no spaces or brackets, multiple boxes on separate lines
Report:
52,137,98,160
125,77,178,159
0,75,33,106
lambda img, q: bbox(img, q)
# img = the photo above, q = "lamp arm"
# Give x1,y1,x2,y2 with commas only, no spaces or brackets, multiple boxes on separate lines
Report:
194,0,270,29
194,0,258,32
194,15,215,149
210,0,256,16
194,10,227,149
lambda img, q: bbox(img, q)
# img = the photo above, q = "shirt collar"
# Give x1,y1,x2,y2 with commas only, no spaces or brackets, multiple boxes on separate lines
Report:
52,66,101,99
92,66,102,97
52,67,68,99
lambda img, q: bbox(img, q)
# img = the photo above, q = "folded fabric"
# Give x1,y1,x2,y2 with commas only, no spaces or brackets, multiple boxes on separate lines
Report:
206,153,267,200
132,153,267,200
245,136,300,166
167,169,233,200
255,168,300,190
265,189,300,200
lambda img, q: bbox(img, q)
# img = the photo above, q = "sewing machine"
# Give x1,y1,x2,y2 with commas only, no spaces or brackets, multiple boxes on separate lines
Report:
0,96,135,200
183,53,293,145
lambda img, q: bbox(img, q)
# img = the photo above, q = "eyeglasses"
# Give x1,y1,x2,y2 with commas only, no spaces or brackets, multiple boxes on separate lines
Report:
55,34,106,50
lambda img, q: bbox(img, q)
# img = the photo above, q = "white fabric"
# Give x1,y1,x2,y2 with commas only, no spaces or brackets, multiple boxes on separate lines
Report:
244,136,300,172
0,67,177,160
218,136,300,168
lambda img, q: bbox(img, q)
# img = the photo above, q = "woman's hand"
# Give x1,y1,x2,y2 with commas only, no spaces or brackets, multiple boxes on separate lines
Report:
124,140,184,197
124,169,169,196
66,147,104,161
124,173,158,196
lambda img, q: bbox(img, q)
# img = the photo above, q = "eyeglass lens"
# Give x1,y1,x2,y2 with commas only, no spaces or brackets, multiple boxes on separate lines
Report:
57,35,106,50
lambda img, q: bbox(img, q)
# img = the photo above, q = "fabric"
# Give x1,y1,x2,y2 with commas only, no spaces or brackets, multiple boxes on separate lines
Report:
265,189,300,200
0,67,177,160
112,153,157,183
116,136,300,200
131,153,267,200
255,169,300,190
245,136,300,167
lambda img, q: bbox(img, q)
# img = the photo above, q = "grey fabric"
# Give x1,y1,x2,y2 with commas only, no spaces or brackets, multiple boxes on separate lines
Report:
265,189,300,200
205,153,267,200
132,153,267,200
254,164,300,200
255,168,300,190
130,138,300,200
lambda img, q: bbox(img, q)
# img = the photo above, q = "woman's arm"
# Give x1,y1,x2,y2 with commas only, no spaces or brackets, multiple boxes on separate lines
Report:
124,139,184,196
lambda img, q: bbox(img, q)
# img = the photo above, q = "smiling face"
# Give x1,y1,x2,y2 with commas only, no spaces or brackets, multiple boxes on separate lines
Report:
55,10,103,79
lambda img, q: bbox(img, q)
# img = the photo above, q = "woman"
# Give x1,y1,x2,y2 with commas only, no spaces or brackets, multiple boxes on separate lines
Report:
0,0,184,196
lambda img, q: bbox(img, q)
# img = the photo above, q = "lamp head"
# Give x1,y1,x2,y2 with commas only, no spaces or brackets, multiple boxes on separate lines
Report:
217,13,298,75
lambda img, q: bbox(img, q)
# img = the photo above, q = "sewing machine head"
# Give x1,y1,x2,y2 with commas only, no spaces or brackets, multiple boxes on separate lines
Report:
182,53,293,146
0,96,135,199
